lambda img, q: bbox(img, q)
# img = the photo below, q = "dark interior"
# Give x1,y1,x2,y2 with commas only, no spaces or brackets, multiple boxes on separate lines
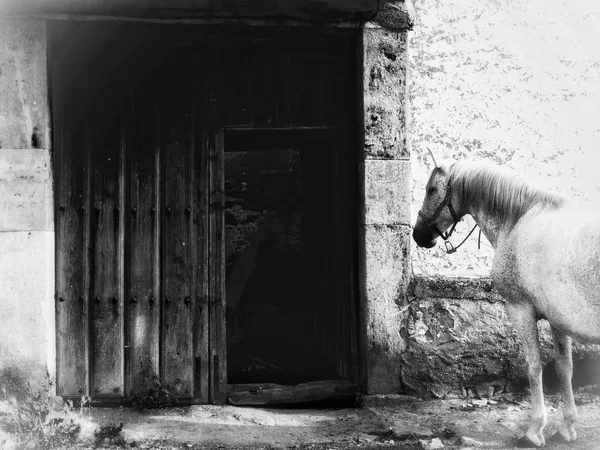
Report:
51,21,359,399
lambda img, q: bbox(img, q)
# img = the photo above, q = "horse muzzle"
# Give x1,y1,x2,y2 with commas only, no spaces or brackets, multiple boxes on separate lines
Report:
412,218,438,248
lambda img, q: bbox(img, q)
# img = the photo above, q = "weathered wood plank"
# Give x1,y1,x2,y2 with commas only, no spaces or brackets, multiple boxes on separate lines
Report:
56,120,89,398
193,82,210,404
90,116,125,397
209,129,227,404
331,133,359,381
227,380,356,406
126,96,161,396
161,85,195,398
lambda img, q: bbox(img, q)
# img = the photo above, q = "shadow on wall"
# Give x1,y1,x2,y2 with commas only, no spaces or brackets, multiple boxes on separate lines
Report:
544,358,600,393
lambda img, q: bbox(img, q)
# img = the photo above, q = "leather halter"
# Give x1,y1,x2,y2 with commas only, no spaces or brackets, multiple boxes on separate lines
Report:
417,180,460,241
418,179,481,254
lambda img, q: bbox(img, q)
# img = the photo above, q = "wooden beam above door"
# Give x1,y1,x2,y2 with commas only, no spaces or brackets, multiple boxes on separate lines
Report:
3,0,377,22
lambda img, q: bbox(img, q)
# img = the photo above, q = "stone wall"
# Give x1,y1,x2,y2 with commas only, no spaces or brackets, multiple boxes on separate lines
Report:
358,8,413,393
0,19,54,389
403,276,600,398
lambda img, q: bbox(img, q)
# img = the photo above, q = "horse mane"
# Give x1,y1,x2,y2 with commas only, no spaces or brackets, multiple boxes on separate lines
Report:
448,161,565,227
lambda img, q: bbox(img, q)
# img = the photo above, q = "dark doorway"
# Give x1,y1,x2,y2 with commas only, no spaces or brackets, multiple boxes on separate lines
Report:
222,129,358,386
51,21,359,403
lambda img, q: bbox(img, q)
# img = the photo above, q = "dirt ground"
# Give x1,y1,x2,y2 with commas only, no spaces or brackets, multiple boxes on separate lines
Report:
79,389,600,450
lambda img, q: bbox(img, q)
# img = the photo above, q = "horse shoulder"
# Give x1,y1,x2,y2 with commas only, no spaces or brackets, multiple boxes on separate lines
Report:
490,230,528,302
490,209,556,303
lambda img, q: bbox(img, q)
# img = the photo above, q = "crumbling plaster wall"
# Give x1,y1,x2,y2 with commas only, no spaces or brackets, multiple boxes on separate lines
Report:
0,19,53,388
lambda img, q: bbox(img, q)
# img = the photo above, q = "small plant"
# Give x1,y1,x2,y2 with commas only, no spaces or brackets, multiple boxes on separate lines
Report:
129,376,179,410
93,422,126,448
0,367,83,449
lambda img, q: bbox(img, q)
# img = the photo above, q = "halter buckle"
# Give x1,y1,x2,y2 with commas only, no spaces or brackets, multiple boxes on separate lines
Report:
444,240,456,254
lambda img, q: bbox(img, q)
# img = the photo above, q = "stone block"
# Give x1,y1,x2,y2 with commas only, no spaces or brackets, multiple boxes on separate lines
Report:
361,159,410,226
0,19,48,150
368,1,415,30
401,297,520,397
0,230,55,388
0,149,53,231
362,27,409,160
411,275,503,303
360,223,411,394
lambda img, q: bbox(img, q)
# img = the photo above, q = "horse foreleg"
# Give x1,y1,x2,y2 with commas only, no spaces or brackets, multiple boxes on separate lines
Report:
549,327,578,443
505,302,547,448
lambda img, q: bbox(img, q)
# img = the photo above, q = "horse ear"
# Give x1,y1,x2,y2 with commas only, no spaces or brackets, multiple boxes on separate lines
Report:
426,147,439,167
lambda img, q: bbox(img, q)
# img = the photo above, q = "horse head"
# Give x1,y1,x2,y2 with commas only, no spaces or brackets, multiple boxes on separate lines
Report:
412,162,462,249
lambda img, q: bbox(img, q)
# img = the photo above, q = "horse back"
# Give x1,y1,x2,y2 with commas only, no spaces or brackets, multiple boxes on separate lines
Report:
493,206,600,343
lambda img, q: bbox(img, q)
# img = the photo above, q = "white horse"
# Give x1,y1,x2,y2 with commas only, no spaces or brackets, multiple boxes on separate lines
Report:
412,158,600,448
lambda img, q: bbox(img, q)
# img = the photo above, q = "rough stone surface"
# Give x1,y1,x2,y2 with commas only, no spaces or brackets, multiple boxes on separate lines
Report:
0,231,55,389
403,276,600,398
362,27,408,160
402,295,523,398
361,159,410,226
358,22,411,396
360,223,411,394
0,149,52,231
0,19,48,150
371,0,415,30
411,275,503,303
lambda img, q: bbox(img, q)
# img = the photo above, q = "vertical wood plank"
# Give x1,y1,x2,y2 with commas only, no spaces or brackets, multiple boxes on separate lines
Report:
161,85,194,398
56,120,89,398
90,116,125,397
193,80,210,403
209,129,227,404
126,95,161,396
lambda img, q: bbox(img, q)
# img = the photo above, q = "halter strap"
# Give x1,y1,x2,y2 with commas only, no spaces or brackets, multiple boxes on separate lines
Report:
417,180,479,254
417,181,460,241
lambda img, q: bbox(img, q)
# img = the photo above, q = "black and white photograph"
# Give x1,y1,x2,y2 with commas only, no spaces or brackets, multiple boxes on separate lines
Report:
0,0,598,449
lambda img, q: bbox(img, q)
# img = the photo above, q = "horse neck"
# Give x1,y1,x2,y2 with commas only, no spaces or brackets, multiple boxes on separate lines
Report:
465,205,505,249
456,181,511,249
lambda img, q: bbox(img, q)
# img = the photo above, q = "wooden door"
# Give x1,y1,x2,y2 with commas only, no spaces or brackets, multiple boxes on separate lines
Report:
53,22,359,403
52,23,215,402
